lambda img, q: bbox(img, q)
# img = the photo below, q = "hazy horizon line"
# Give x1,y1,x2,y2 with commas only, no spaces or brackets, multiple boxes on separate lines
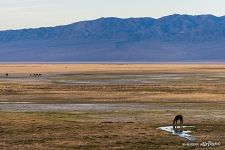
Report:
1,61,225,65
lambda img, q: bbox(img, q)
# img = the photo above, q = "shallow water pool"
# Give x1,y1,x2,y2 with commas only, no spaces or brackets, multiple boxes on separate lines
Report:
158,126,196,141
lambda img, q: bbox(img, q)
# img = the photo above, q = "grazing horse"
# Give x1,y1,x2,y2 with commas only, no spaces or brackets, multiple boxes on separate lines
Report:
173,115,183,131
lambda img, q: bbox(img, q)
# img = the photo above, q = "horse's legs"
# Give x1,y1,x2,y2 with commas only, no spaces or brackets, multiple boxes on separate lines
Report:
175,120,178,129
180,119,183,129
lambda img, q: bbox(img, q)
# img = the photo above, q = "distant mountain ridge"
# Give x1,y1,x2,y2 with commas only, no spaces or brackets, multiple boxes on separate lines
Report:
0,14,225,62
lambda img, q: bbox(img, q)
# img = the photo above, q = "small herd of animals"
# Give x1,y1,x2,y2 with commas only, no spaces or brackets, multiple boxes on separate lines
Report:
30,74,42,77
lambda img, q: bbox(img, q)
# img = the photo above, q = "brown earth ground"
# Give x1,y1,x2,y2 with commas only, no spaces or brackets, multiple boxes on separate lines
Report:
0,64,225,149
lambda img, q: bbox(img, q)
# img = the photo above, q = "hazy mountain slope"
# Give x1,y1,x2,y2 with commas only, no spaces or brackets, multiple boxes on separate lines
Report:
0,14,225,62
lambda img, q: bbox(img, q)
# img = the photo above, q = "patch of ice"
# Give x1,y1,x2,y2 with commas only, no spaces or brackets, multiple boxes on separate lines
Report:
157,126,196,141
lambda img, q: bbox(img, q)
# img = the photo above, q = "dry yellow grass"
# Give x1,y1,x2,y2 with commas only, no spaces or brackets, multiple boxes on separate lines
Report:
1,64,225,149
1,64,225,74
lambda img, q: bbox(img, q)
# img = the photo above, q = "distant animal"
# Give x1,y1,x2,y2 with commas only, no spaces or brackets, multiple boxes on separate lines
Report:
32,74,42,77
173,115,183,130
5,73,8,77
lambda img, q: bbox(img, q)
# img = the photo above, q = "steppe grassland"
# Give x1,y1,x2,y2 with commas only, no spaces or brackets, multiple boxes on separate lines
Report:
0,64,225,149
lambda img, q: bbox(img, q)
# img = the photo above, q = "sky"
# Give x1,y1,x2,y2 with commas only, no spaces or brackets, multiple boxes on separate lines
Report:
0,0,225,30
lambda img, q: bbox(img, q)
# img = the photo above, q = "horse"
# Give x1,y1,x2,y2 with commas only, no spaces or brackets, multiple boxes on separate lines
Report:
173,115,183,131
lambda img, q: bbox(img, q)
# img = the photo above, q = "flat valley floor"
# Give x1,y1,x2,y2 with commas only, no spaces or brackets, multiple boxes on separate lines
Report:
0,64,225,149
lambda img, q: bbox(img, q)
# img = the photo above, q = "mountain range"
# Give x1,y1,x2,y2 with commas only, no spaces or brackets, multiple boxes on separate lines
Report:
0,14,225,62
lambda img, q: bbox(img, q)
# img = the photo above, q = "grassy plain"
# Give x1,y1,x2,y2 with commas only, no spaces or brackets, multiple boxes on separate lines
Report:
0,64,225,149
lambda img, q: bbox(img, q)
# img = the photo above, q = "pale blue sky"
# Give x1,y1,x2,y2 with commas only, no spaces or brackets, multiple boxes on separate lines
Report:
0,0,225,30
